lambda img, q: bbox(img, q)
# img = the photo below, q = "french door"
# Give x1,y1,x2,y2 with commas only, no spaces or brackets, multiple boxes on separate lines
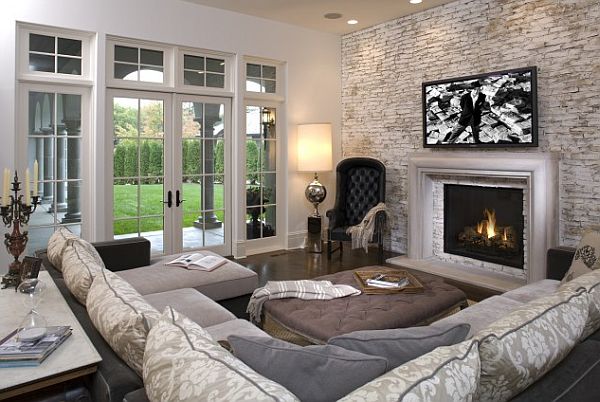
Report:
107,89,231,256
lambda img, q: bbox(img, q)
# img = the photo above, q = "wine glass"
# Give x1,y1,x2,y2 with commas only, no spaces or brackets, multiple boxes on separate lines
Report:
16,278,48,342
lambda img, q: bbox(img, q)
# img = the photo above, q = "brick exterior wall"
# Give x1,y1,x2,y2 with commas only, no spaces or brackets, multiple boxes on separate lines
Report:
341,0,600,253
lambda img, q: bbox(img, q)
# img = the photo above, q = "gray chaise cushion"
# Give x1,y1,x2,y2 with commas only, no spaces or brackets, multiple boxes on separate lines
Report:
228,335,388,402
328,322,470,368
117,251,258,300
206,319,271,341
502,279,560,304
433,295,522,338
143,288,235,327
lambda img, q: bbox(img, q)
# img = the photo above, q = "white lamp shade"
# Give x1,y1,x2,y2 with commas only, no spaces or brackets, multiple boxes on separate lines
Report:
297,123,333,172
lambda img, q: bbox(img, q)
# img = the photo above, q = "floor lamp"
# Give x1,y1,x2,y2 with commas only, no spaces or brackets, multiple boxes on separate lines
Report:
297,123,332,253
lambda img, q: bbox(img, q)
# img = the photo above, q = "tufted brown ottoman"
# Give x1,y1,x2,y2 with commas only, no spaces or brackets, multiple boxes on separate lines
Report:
262,267,468,345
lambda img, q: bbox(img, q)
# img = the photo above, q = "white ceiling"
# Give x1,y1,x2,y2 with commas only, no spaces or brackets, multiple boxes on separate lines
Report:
181,0,457,35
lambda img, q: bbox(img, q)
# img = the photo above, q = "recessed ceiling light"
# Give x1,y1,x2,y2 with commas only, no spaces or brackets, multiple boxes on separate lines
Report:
410,0,423,4
324,13,342,19
347,19,358,25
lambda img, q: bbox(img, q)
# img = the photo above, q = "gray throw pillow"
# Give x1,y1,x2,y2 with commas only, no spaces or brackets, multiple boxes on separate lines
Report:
228,335,389,402
328,322,470,368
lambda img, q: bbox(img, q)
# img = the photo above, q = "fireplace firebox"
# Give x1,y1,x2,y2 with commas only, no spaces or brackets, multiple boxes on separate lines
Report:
444,184,524,269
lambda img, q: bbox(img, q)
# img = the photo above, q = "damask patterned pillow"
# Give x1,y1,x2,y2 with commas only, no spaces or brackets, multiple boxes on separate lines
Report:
562,230,600,283
338,339,480,402
143,307,299,402
87,269,160,376
474,289,590,402
62,239,105,305
46,226,79,271
560,269,600,339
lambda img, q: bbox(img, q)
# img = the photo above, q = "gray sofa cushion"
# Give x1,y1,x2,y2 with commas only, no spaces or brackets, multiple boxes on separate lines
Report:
228,335,388,402
143,288,235,328
206,318,270,341
118,251,258,300
328,322,470,368
433,295,522,338
502,279,560,303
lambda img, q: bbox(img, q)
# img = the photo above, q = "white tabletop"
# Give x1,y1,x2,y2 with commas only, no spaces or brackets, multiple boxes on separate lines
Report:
0,270,101,396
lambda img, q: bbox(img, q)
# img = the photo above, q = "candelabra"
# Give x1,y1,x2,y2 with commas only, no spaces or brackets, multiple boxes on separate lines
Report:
1,171,40,289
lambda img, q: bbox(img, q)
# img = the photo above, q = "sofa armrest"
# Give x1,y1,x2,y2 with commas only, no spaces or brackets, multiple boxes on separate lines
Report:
547,246,576,280
92,237,151,271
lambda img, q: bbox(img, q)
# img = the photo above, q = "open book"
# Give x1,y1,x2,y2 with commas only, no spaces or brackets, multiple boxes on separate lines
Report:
166,253,227,271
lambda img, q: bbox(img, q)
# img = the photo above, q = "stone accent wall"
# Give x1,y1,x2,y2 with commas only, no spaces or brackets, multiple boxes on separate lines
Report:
341,0,600,253
430,175,528,280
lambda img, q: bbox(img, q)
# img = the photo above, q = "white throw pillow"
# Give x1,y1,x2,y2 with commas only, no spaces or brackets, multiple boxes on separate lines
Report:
143,306,299,402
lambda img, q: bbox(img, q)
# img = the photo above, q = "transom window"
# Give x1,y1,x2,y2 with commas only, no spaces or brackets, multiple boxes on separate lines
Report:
27,33,83,76
113,45,164,84
246,63,277,94
183,54,225,89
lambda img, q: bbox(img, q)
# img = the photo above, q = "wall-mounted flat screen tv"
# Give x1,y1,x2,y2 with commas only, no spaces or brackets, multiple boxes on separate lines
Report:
423,66,538,148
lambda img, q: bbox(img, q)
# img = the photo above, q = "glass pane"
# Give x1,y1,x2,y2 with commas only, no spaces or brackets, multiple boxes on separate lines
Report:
182,139,202,176
140,180,164,216
140,48,163,66
58,93,82,132
25,227,54,255
184,70,204,86
29,53,54,73
206,73,224,88
181,102,201,138
29,191,55,225
183,177,203,214
30,33,54,53
206,58,224,73
263,206,276,238
264,79,276,93
204,212,224,247
39,137,55,181
139,65,163,83
57,57,81,75
113,179,139,218
114,219,139,237
262,65,276,79
140,139,164,178
246,182,261,207
204,103,223,138
184,55,204,70
206,179,224,210
246,139,260,174
246,63,261,78
246,206,261,240
65,138,81,179
214,139,224,184
115,45,138,63
183,212,204,250
246,77,262,92
58,38,81,56
140,99,164,138
245,106,261,135
62,179,82,224
262,173,277,204
114,63,138,80
263,140,276,171
140,217,164,254
113,97,139,138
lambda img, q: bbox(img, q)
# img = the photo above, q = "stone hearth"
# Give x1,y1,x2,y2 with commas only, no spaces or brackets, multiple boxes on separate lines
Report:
388,152,559,292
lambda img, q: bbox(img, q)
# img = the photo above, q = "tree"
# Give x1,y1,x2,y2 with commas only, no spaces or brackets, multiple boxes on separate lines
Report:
113,141,125,182
140,140,151,183
140,101,164,137
246,140,260,182
123,140,138,181
148,140,163,179
113,104,138,138
214,140,224,183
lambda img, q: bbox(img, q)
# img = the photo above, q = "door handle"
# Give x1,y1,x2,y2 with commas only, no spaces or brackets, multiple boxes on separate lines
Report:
176,190,185,207
163,190,172,208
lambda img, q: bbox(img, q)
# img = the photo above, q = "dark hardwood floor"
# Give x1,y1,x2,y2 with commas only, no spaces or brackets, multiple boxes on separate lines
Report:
219,245,500,318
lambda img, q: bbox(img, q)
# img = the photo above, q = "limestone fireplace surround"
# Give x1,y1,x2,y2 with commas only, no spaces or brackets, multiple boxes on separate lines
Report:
388,152,559,292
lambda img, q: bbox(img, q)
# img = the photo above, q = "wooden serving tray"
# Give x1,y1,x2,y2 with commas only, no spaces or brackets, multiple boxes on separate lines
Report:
353,268,425,295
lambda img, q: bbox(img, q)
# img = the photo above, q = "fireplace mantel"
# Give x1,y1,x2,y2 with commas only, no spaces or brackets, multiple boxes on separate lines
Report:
390,152,559,288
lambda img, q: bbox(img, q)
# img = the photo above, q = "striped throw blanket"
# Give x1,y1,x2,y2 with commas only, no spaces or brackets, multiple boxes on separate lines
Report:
247,280,361,324
346,202,388,252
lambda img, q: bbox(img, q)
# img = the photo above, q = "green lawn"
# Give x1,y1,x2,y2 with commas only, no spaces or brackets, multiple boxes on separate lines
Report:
113,183,224,235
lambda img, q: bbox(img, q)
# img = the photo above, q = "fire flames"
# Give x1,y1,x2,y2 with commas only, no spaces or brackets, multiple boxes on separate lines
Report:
476,209,498,239
458,208,517,254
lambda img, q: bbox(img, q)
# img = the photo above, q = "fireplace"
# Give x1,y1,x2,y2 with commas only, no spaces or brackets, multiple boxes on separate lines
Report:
443,184,524,269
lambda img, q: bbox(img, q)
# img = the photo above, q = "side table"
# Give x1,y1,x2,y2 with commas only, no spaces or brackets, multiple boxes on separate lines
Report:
0,270,101,400
307,215,322,253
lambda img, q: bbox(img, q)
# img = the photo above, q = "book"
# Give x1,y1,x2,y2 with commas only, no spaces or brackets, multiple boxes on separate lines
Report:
0,326,72,366
166,253,228,271
353,269,424,295
366,273,410,289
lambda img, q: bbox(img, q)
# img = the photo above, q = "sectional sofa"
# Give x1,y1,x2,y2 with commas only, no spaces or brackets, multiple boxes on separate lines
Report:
39,228,600,401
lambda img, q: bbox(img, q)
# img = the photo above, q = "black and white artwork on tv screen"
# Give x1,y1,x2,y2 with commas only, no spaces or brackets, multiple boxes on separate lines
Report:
423,67,537,147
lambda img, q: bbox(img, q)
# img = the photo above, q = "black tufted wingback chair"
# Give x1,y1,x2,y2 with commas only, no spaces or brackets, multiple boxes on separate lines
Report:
326,157,386,264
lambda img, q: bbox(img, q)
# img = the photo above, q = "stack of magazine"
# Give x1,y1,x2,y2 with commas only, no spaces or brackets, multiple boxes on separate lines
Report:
166,253,227,272
366,273,410,289
0,326,72,368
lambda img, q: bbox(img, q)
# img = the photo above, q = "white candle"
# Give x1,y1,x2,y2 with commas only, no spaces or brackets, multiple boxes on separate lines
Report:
25,168,30,206
33,160,39,197
2,168,8,207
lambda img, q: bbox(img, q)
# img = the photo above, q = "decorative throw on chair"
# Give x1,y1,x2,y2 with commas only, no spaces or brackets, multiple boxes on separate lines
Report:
247,280,361,324
346,203,388,252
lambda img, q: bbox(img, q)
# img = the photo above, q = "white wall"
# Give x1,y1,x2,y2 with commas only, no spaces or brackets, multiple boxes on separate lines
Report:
0,0,341,269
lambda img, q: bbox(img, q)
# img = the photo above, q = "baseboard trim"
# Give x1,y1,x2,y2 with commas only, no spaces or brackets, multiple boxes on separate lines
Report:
287,230,307,250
